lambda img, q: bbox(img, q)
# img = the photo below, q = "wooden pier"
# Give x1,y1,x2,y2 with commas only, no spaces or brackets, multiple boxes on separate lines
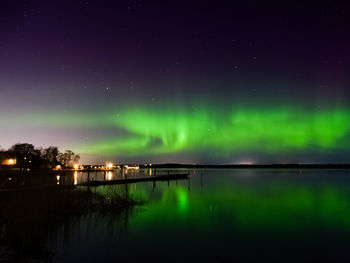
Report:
79,171,189,187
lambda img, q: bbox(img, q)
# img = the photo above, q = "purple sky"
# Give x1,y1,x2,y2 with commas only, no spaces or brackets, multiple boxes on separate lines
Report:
0,0,349,163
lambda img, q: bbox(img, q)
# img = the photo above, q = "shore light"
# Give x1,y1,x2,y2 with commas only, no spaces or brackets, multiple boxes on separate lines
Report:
74,164,79,169
5,159,16,165
106,163,113,169
56,175,60,185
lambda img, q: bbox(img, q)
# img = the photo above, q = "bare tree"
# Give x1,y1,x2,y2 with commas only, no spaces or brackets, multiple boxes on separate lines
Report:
57,150,80,168
41,146,60,168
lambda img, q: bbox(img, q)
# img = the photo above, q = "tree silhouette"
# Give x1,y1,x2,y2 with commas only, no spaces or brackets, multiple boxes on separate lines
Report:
41,146,60,169
9,143,39,169
57,150,80,168
0,143,80,170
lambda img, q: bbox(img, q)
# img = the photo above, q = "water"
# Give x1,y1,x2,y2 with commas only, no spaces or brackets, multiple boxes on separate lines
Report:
47,169,350,262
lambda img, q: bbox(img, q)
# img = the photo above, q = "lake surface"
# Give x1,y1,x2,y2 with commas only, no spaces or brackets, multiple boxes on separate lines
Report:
49,169,350,262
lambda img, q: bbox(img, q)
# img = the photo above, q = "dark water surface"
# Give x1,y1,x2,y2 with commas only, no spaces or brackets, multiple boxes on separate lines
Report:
49,169,350,262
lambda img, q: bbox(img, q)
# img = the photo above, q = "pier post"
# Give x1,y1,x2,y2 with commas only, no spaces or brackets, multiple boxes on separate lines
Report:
87,167,90,184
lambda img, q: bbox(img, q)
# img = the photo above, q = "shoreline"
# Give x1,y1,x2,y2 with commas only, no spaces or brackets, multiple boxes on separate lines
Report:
1,163,350,176
141,163,350,169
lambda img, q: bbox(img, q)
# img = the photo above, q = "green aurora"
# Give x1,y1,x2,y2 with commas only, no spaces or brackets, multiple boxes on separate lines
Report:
79,105,350,157
3,104,349,159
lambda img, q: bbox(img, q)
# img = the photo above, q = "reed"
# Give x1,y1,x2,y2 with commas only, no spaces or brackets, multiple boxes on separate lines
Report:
0,187,141,262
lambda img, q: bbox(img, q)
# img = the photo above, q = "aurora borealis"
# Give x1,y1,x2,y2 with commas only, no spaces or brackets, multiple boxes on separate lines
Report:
2,103,349,163
0,1,349,163
81,105,350,157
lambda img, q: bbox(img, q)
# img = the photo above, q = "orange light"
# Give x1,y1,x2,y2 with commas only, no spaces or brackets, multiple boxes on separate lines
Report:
107,171,112,180
74,171,78,185
5,159,16,165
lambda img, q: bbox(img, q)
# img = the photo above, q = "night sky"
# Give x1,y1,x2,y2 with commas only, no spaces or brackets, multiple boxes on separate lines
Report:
0,0,349,164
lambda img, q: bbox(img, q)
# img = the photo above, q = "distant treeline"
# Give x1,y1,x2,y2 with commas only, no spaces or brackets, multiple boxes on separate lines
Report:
140,163,350,169
0,143,80,170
